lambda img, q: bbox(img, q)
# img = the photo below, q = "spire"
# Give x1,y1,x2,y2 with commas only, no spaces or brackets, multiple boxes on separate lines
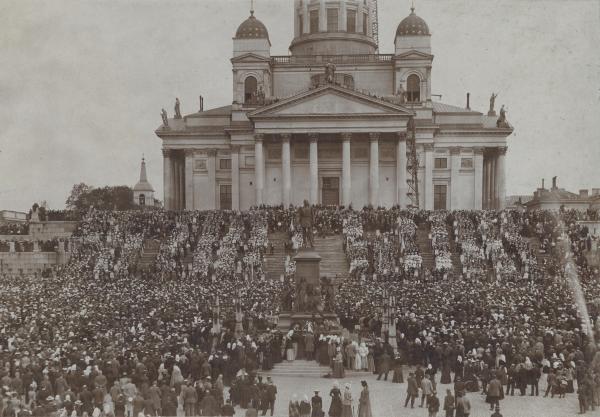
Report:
250,0,254,16
411,0,415,14
139,156,148,183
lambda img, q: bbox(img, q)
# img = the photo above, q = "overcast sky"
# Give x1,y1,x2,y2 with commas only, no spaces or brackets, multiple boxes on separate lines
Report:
1,0,599,211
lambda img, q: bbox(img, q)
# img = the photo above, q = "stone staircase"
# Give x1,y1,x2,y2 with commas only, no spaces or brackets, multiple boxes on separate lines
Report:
265,359,369,379
264,231,288,280
313,235,349,280
416,226,435,271
138,238,160,267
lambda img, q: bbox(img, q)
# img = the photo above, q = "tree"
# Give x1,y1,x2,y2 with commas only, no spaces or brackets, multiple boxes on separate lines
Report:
66,183,92,210
65,183,135,211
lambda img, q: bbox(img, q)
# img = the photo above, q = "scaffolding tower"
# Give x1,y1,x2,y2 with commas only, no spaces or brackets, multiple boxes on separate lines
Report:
406,116,420,208
370,0,379,50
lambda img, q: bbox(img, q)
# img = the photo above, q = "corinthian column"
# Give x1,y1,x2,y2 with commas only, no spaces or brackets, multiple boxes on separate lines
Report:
231,145,240,211
341,133,352,207
424,143,434,210
184,150,195,210
281,134,292,208
309,133,319,205
207,149,217,209
162,149,173,210
449,147,461,210
369,133,380,207
254,134,265,206
396,133,407,207
497,147,507,209
473,147,484,209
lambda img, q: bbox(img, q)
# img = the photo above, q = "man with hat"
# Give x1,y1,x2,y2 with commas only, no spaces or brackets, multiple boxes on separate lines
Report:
262,376,277,416
311,390,323,417
405,372,419,408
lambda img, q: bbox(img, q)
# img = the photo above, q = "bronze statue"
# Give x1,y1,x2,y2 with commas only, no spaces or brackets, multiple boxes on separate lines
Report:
324,61,336,84
160,108,169,127
174,98,182,119
296,277,307,311
297,200,314,248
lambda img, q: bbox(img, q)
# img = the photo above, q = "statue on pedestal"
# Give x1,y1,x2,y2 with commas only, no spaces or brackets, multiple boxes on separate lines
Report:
297,200,314,248
496,105,510,128
30,204,40,223
174,98,182,119
160,109,169,127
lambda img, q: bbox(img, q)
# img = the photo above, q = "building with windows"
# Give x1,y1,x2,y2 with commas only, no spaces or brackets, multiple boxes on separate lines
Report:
156,0,513,211
133,157,155,207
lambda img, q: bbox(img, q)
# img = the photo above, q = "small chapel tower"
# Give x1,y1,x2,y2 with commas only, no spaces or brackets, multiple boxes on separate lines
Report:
133,157,155,207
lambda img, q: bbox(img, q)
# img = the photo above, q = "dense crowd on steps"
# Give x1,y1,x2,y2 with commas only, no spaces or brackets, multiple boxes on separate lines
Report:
0,206,599,416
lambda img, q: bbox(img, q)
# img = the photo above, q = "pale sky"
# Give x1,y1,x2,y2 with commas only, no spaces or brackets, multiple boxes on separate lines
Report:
1,0,599,211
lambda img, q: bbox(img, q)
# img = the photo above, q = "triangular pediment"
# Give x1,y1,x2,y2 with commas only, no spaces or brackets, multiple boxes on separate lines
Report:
230,53,270,63
250,85,413,118
396,50,434,60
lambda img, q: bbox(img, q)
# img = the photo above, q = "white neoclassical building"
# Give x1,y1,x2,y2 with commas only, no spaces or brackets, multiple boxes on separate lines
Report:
156,1,513,211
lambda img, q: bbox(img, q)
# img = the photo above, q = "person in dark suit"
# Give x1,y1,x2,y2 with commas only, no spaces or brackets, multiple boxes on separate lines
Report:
262,377,277,416
311,391,323,417
405,372,419,408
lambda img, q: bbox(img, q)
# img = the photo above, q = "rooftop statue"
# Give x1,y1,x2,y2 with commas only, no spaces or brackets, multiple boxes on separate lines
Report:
489,92,498,116
174,98,182,119
497,105,510,128
160,109,169,128
324,61,336,84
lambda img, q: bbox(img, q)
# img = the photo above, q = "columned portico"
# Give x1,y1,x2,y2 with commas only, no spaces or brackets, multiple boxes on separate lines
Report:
281,134,292,207
369,133,379,207
341,133,352,207
309,133,319,205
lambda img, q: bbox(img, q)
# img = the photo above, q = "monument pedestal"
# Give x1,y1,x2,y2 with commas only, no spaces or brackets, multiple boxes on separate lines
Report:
277,248,341,333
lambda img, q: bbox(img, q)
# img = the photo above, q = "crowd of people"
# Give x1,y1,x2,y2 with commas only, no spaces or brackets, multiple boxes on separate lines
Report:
0,205,599,416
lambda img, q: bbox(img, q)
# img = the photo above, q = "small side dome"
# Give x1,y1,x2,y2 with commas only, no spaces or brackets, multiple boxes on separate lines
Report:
396,7,430,36
235,11,269,40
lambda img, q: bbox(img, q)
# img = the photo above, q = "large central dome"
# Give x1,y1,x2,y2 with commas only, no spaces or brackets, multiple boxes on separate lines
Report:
290,0,377,56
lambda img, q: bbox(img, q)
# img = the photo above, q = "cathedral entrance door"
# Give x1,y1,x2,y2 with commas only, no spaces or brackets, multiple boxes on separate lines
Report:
321,177,340,206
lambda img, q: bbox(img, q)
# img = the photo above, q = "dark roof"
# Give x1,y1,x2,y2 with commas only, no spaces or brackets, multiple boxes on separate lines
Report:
432,102,481,114
235,12,269,40
185,105,232,118
396,8,430,36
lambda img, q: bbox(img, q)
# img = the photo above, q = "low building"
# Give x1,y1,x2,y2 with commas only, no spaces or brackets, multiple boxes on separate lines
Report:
524,177,599,211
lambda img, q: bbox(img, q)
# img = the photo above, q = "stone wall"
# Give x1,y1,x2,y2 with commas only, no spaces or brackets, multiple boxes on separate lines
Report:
0,221,77,241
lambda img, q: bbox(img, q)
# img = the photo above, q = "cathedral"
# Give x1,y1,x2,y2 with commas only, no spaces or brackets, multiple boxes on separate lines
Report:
156,0,513,211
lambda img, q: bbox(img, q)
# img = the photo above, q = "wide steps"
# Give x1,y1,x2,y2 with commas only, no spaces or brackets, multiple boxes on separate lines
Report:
313,235,349,279
265,231,288,280
265,360,369,379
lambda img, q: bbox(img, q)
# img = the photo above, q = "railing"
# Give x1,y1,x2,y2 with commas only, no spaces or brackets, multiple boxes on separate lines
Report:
271,54,394,65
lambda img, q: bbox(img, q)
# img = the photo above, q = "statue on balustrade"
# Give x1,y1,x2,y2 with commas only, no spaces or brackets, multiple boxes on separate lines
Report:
297,200,314,248
489,92,498,115
174,97,182,119
324,61,336,84
160,108,169,128
396,84,406,104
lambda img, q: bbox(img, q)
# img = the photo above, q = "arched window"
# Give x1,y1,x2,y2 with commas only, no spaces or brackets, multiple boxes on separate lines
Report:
244,76,258,104
139,194,146,206
407,74,421,103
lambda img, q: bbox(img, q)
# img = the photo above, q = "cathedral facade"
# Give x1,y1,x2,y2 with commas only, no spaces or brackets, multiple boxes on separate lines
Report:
156,1,513,211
